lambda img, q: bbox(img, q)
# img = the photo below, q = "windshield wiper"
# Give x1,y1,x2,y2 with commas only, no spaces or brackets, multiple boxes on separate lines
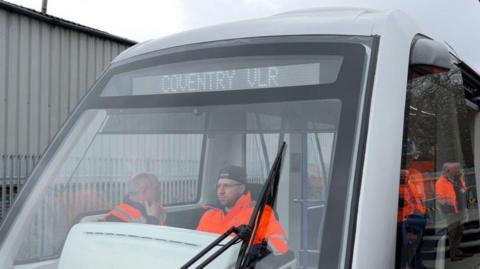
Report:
235,142,286,268
180,142,286,269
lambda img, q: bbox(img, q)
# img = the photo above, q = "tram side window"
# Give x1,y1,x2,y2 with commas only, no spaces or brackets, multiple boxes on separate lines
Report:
396,67,479,269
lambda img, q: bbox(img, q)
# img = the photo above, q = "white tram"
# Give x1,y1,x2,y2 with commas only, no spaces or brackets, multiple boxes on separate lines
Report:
1,7,479,269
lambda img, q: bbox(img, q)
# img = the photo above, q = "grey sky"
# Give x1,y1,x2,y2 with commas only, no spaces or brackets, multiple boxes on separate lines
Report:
7,0,480,71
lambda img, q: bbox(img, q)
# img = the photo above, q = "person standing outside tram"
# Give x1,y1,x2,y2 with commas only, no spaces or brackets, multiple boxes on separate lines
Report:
396,170,428,269
435,162,472,261
406,164,430,268
196,165,288,256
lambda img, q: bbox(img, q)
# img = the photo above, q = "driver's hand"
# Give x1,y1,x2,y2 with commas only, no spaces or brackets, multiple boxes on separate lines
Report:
145,201,166,225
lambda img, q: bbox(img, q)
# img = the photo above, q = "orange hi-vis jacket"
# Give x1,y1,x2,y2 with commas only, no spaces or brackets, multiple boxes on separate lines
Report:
407,168,428,203
196,192,288,255
435,175,459,214
105,203,148,223
397,184,425,223
105,198,164,225
408,182,427,215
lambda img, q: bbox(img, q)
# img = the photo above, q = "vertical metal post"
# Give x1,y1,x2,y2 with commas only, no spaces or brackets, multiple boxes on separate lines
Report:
314,134,329,192
1,155,6,220
41,0,48,14
9,155,14,213
254,113,271,176
16,155,22,197
301,134,309,268
25,155,31,182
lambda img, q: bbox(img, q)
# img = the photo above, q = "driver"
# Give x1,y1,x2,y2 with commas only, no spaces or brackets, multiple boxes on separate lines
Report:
196,165,288,255
105,173,166,225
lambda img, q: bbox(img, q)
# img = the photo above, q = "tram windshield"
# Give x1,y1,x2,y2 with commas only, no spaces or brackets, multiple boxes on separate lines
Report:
0,36,374,268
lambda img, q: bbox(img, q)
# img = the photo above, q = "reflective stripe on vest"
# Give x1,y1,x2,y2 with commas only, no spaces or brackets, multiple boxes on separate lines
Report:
109,204,146,223
266,234,288,255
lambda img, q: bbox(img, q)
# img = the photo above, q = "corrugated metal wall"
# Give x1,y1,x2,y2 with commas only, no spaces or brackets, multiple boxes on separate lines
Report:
0,8,133,156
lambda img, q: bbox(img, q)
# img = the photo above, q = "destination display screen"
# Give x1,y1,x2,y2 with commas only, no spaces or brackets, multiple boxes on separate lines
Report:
101,55,343,96
132,63,320,95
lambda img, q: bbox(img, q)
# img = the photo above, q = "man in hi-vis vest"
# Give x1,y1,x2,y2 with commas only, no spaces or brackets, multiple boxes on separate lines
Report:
196,165,288,256
436,162,472,261
105,173,166,225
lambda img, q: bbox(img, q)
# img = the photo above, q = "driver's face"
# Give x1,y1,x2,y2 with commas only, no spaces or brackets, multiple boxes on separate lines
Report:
216,178,245,208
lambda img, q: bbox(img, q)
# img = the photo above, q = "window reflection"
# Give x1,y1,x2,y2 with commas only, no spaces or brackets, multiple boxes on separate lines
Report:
396,67,479,268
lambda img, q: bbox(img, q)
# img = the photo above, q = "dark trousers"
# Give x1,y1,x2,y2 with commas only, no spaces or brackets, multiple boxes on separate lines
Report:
396,215,427,268
447,214,464,257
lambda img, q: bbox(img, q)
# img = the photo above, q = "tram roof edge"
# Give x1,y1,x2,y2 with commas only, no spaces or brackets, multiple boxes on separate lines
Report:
113,7,419,64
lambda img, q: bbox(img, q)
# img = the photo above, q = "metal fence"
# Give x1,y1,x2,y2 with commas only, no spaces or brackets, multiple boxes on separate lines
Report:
0,155,199,221
0,154,41,220
1,155,200,260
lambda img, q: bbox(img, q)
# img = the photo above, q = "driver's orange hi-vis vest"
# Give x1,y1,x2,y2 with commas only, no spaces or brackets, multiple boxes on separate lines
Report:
197,192,288,255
